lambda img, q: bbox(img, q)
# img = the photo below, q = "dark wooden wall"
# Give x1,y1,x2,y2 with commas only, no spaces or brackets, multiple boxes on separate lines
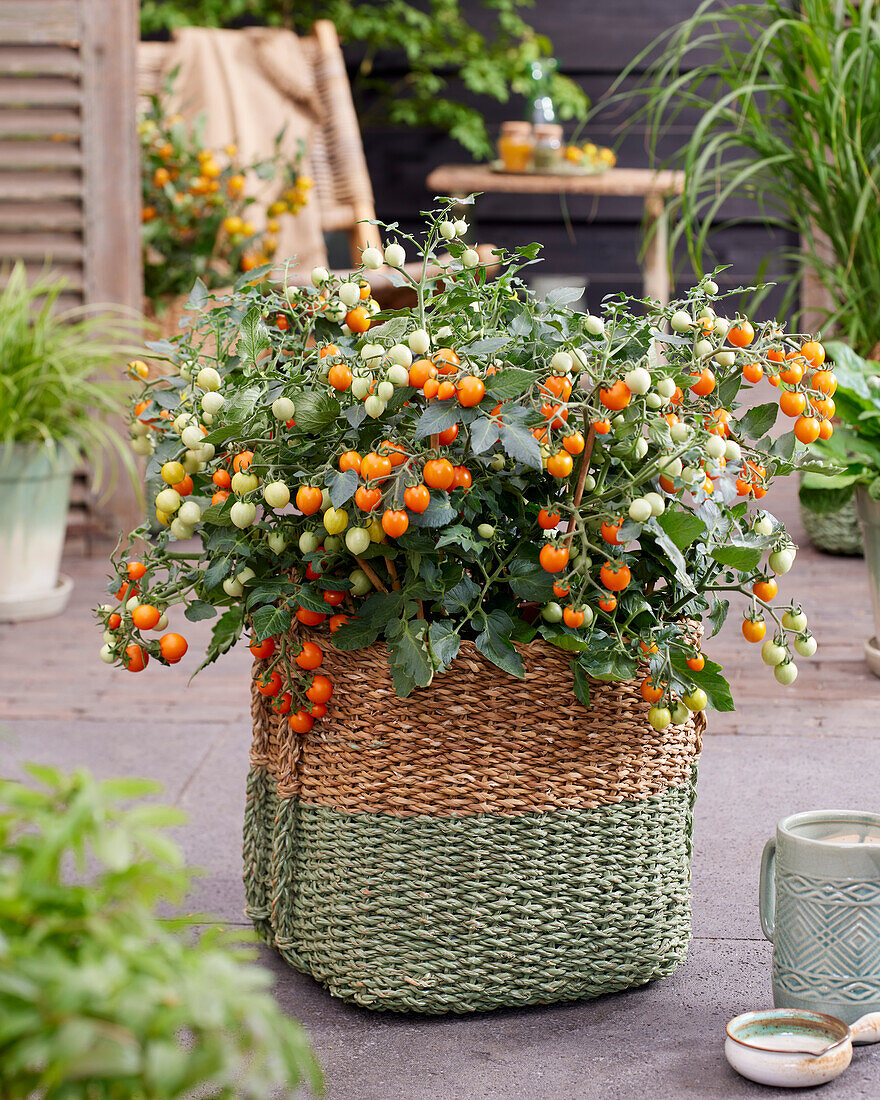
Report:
352,0,796,316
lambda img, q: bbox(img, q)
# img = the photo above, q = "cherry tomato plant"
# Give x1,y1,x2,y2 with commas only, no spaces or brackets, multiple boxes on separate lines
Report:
99,199,831,733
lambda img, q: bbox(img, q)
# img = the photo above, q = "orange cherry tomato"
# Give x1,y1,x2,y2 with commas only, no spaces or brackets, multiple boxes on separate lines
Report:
339,450,362,473
742,618,766,643
686,653,706,672
562,431,585,455
640,677,665,703
812,370,837,395
345,306,370,333
752,578,778,602
380,441,408,468
601,519,623,545
742,362,763,384
779,358,804,385
319,344,340,359
538,508,561,530
690,368,716,396
779,390,806,418
233,451,254,473
127,561,147,581
211,490,230,505
727,321,754,347
306,674,334,705
328,363,353,390
437,380,456,401
457,375,486,407
131,604,161,631
404,484,431,513
423,377,440,399
593,418,611,435
295,608,327,628
409,359,437,388
296,485,323,515
295,641,323,670
438,423,459,446
818,418,834,440
451,466,472,490
546,451,574,478
553,580,570,598
598,594,618,613
563,607,585,628
361,453,393,481
270,692,292,716
381,509,410,537
213,469,232,489
123,644,149,672
433,347,460,374
288,709,314,734
108,613,121,629
801,340,825,367
322,590,347,607
329,613,349,633
600,560,631,591
355,486,382,512
539,544,569,573
599,380,631,411
811,396,835,419
423,458,455,490
256,670,282,697
249,637,276,659
794,415,820,444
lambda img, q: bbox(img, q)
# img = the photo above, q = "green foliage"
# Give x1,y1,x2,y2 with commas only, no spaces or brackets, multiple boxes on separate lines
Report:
139,1,588,159
0,264,141,492
618,0,880,356
800,342,880,510
99,201,823,719
0,765,321,1099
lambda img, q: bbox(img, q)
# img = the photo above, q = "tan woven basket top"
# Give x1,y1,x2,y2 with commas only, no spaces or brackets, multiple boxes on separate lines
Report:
251,635,704,817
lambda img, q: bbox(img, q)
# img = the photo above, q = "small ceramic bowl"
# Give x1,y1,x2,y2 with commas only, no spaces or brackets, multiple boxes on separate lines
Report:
726,1009,854,1088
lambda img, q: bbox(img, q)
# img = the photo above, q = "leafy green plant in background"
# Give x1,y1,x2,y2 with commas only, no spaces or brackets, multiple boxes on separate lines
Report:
0,264,142,492
616,0,880,358
139,0,588,159
800,342,880,513
0,765,321,1099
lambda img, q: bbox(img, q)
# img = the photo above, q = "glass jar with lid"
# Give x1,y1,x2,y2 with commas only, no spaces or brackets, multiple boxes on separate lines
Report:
497,121,534,173
532,123,563,171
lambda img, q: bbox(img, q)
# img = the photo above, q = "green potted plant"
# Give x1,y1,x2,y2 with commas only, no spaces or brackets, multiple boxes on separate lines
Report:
0,764,320,1097
617,0,880,554
97,201,828,1013
798,342,880,674
0,264,140,622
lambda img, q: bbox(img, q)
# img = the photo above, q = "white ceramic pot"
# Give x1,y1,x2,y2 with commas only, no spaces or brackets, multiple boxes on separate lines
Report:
0,443,74,621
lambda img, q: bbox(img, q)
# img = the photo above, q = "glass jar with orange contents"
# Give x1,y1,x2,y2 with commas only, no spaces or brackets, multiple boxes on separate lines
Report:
497,121,534,173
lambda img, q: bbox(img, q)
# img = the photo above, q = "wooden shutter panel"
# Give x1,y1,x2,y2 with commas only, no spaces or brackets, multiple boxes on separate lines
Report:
0,0,140,312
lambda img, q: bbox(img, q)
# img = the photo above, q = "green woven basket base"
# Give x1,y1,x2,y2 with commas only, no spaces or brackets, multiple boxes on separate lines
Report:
245,767,698,1014
800,498,864,556
243,767,278,945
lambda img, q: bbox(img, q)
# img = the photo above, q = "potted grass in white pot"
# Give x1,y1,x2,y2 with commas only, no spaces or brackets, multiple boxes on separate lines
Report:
0,265,139,621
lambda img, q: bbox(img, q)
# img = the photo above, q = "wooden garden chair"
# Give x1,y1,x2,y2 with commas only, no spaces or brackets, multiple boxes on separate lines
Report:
137,22,494,309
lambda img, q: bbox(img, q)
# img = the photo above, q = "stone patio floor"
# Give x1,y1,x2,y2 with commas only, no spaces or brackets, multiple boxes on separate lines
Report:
3,476,879,1099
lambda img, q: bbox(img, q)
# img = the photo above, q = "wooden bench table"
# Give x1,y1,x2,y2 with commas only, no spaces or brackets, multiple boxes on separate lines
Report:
425,165,685,305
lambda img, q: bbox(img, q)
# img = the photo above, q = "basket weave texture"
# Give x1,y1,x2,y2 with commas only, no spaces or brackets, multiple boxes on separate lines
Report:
800,497,864,556
244,634,705,1014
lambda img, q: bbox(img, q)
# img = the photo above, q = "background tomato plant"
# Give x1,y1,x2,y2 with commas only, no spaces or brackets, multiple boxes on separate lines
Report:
99,199,832,731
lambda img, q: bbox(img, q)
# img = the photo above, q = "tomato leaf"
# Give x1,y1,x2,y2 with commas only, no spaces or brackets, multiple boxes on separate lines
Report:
737,402,778,439
464,336,510,356
508,557,556,601
202,552,233,591
469,416,501,454
428,620,461,672
442,575,480,613
184,600,217,622
324,468,358,508
292,391,340,434
475,610,525,678
238,304,272,365
572,659,591,707
485,367,535,400
199,502,233,528
220,384,261,427
193,607,244,674
414,401,459,440
710,545,763,571
656,511,706,550
499,420,543,470
385,616,433,697
250,604,291,643
707,596,730,637
577,637,637,682
409,496,456,527
184,277,208,311
545,285,585,306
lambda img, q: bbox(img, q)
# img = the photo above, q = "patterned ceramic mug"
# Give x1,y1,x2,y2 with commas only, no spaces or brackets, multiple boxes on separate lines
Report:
760,810,880,1024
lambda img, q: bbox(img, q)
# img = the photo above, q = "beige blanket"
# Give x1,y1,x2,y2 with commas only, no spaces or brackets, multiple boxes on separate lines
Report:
160,27,328,274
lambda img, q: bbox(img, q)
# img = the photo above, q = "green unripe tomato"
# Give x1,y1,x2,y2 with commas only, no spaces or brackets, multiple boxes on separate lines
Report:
794,633,817,658
338,281,360,307
99,643,115,664
161,460,185,486
477,523,495,539
230,501,256,529
644,491,666,517
438,219,455,240
541,602,564,623
263,481,290,509
131,434,154,456
583,474,597,492
196,366,222,391
704,279,719,295
182,451,202,475
705,434,726,460
656,377,677,400
694,339,714,358
648,706,672,731
324,299,346,323
628,498,653,524
725,440,742,464
272,396,295,421
774,660,799,685
461,248,479,268
753,514,774,537
384,242,406,268
349,568,372,596
408,328,431,354
323,507,348,535
155,488,181,514
580,605,595,628
236,567,256,586
361,247,382,270
551,350,573,373
769,548,795,575
761,639,788,667
320,489,332,512
350,376,371,400
659,455,682,478
364,395,386,419
670,422,690,444
633,438,649,460
489,455,505,472
670,701,690,725
231,471,258,496
311,266,330,286
222,576,244,597
323,535,342,553
682,688,708,712
299,530,320,554
201,391,224,414
671,310,693,333
388,342,413,368
387,363,410,387
714,350,735,368
345,527,371,555
625,366,651,395
782,608,808,632
267,531,288,554
584,314,605,337
377,380,395,402
177,501,201,526
645,393,663,409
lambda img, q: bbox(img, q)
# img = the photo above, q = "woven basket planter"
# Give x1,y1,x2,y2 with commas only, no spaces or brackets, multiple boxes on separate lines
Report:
244,634,705,1014
800,496,863,556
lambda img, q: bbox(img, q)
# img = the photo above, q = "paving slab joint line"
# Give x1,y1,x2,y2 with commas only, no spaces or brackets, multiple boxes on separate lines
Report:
173,721,240,807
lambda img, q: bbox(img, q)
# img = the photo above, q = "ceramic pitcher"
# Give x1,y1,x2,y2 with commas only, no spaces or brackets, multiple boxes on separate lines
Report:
760,810,880,1024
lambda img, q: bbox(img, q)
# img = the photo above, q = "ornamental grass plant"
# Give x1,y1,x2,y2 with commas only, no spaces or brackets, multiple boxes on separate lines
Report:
616,0,880,358
97,201,832,726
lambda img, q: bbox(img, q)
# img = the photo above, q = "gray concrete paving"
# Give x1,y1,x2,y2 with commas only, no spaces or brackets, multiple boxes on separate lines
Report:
3,477,880,1099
